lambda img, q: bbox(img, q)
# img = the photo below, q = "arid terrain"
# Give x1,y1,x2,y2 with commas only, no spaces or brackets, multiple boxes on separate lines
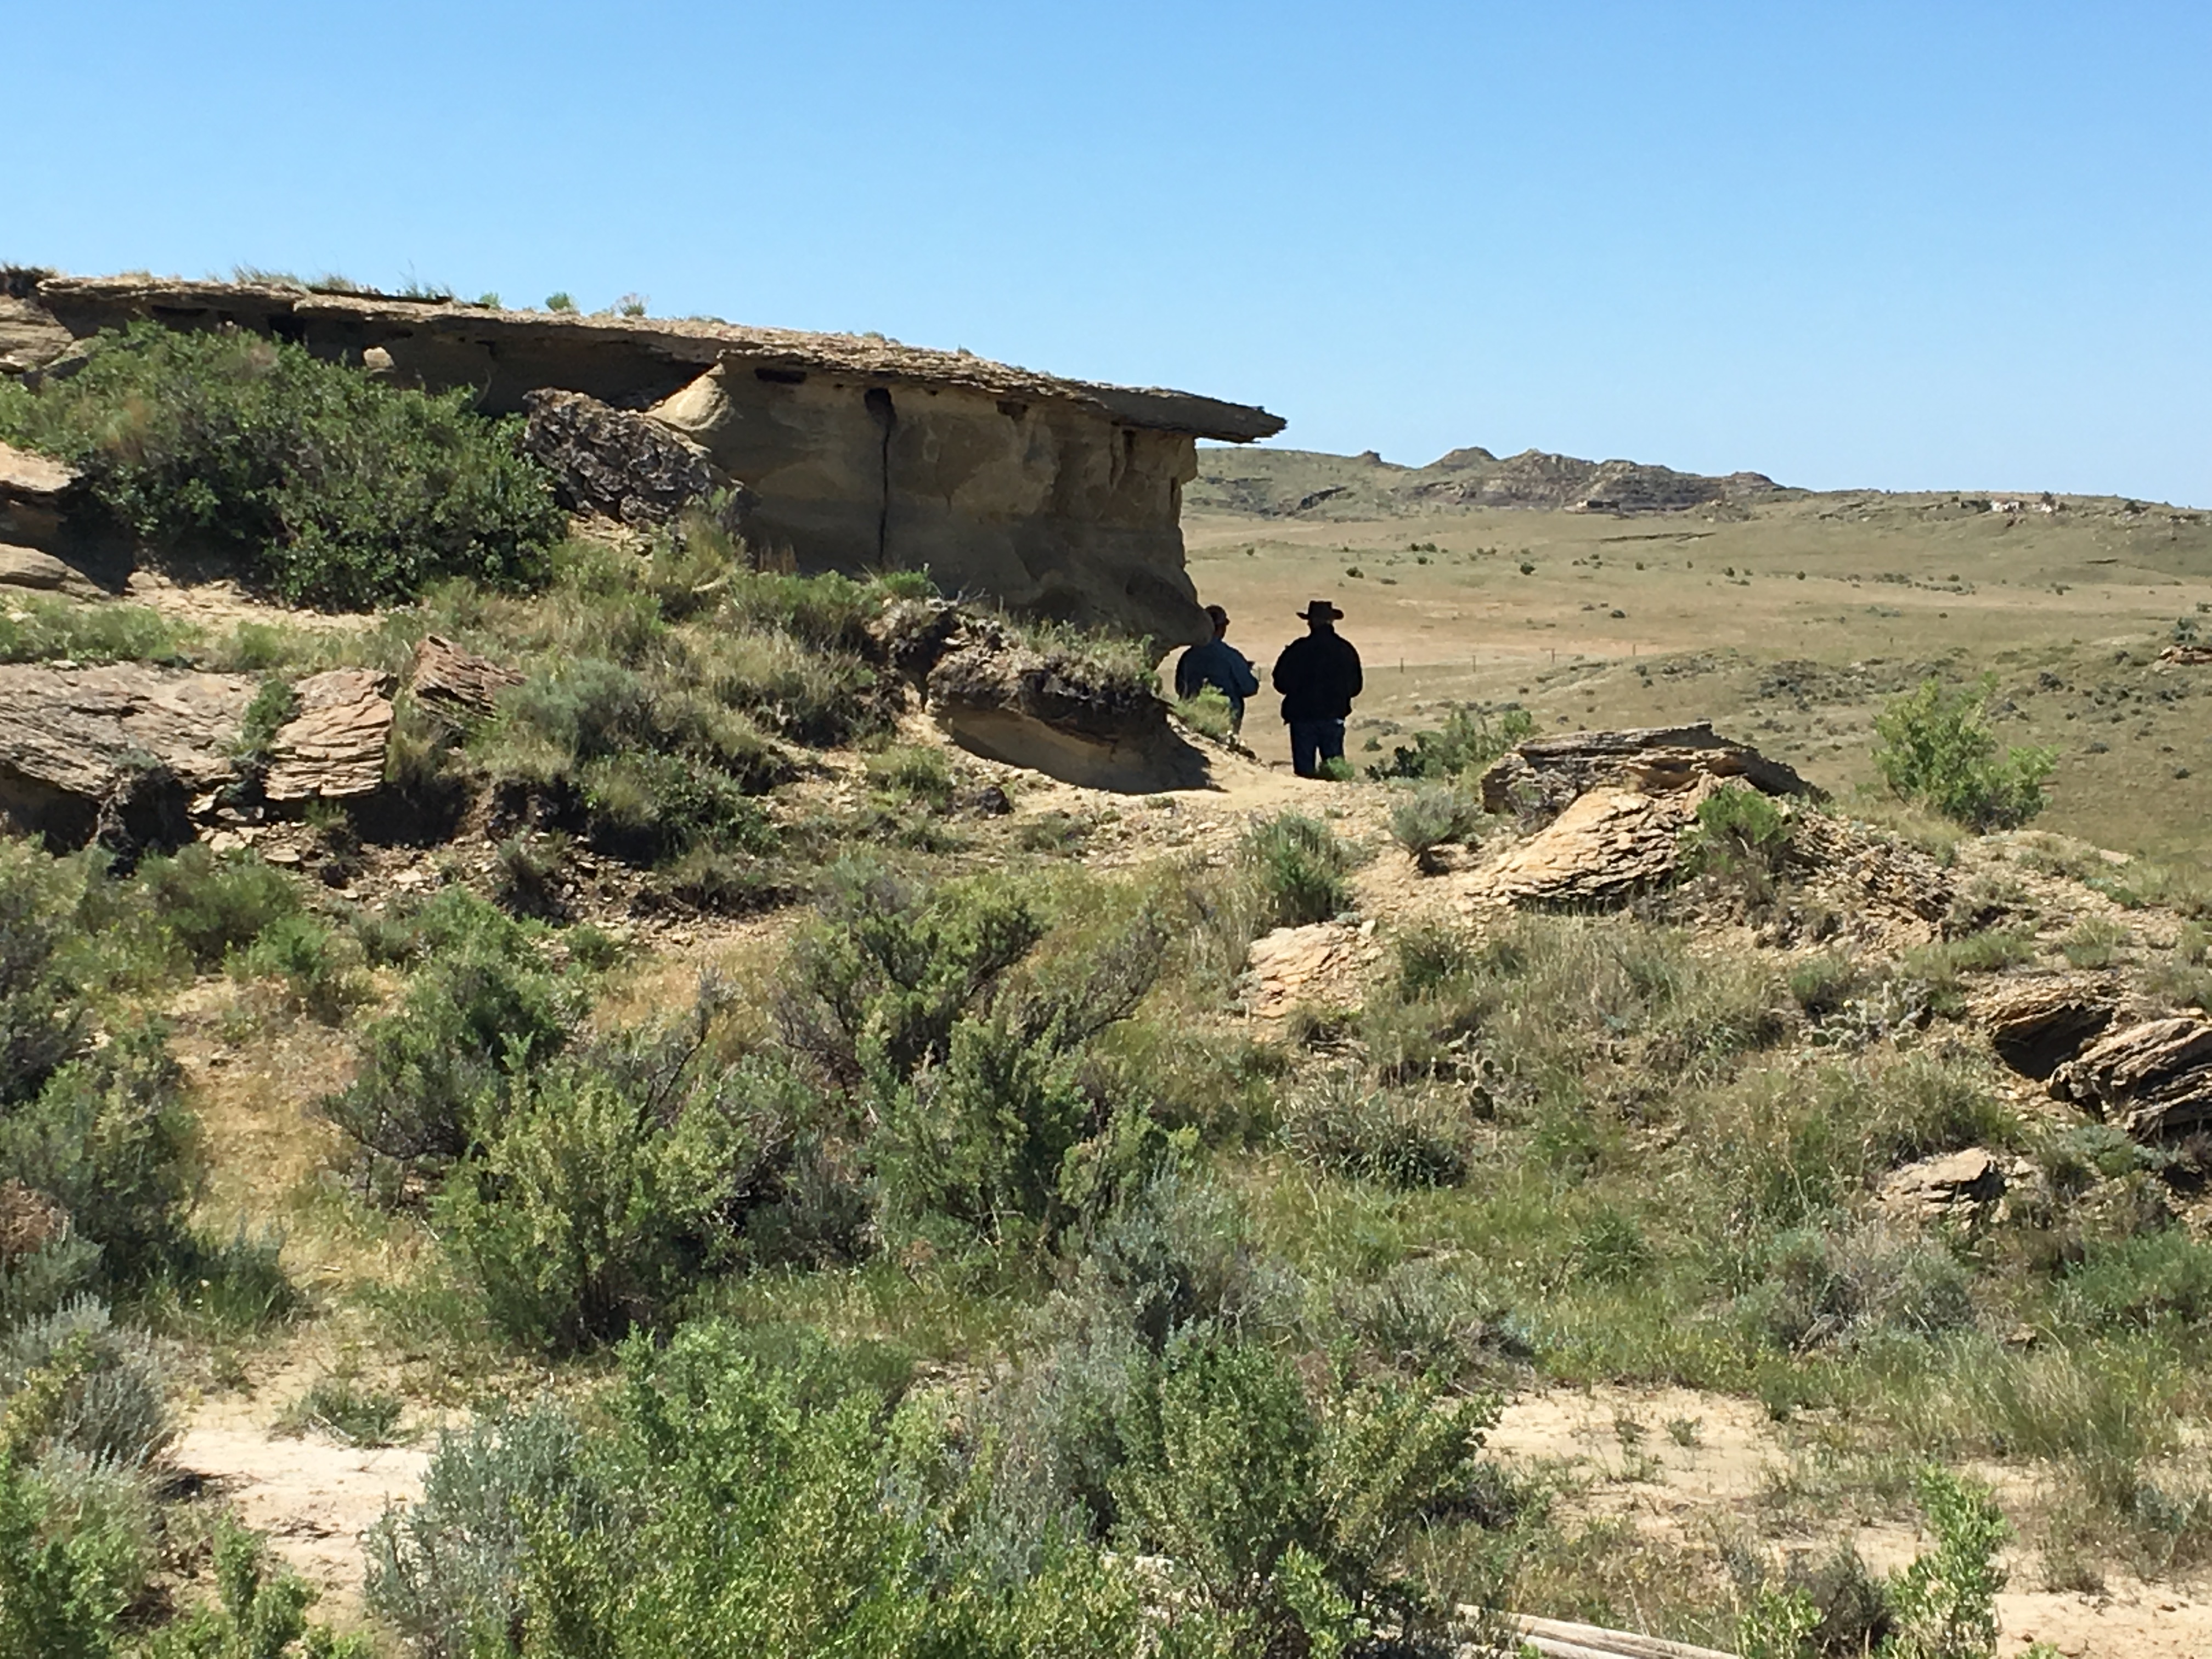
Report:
1185,445,2212,868
8,314,2212,1659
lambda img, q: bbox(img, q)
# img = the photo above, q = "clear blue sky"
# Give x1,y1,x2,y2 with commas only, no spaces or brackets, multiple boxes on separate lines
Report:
10,2,2207,503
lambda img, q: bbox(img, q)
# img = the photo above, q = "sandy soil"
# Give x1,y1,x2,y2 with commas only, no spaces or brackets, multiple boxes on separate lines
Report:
1487,1384,2212,1657
173,1423,429,1620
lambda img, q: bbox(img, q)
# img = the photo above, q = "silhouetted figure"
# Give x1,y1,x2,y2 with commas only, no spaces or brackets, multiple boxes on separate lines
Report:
1272,600,1363,778
1173,603,1261,731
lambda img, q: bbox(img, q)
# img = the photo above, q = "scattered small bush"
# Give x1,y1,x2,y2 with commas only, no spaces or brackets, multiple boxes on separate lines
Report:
1173,685,1237,743
134,846,301,971
1682,784,1792,887
1872,676,2057,830
2059,915,2128,969
319,893,580,1187
864,744,956,812
1389,783,1482,871
0,323,564,609
1368,705,1534,781
1240,812,1355,927
280,1377,405,1448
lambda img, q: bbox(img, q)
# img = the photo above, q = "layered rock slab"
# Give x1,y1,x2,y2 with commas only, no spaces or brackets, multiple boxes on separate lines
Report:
2049,1017,2212,1141
0,662,257,848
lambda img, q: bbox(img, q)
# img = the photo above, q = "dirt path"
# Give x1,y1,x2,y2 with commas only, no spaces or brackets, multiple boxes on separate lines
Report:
173,1422,428,1620
1487,1384,2212,1658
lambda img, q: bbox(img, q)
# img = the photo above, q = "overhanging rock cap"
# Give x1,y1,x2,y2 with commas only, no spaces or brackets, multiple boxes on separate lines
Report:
30,275,1287,444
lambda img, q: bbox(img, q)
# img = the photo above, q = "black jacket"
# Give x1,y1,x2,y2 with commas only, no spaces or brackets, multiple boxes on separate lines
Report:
1271,629,1363,722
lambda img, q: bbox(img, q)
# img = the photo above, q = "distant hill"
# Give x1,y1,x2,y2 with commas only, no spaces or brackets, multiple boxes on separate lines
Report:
1188,444,1790,519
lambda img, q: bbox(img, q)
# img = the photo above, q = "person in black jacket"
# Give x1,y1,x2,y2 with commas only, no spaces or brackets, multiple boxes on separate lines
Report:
1271,600,1363,777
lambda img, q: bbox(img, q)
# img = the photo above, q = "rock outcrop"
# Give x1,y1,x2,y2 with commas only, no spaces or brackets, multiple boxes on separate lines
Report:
1479,723,1816,824
6,274,1288,644
2049,1017,2212,1141
879,599,1205,793
520,390,746,530
1978,977,2120,1080
1877,1148,2007,1219
1474,787,1692,908
0,662,259,850
0,441,82,561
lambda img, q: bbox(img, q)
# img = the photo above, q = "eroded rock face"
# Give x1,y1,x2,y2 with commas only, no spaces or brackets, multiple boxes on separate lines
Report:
520,390,747,530
0,662,258,850
1479,723,1816,824
2050,1017,2212,1141
880,599,1204,793
1979,978,2119,1080
9,275,1285,644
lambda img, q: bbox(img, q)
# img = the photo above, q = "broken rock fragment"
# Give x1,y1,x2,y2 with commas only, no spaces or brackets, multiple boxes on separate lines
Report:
2049,1017,2212,1141
264,669,396,802
408,635,523,725
1877,1148,2007,1219
521,388,748,530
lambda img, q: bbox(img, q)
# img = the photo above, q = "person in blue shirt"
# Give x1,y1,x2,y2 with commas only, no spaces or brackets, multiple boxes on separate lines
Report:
1173,604,1262,732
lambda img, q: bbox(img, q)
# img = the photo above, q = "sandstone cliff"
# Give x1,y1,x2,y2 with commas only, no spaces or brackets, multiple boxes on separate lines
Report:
5,273,1285,644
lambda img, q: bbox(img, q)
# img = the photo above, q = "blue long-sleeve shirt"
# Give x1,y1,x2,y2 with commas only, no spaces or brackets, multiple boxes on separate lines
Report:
1173,637,1261,719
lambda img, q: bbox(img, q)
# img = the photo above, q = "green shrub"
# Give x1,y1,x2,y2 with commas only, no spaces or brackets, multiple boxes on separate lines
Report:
1746,1222,1976,1352
1388,783,1482,870
1392,920,1475,998
0,1300,172,1468
2059,1231,2212,1331
1173,686,1237,743
1112,1328,1491,1641
319,897,579,1186
1240,812,1354,927
0,1435,153,1659
231,915,370,1024
0,323,563,609
0,851,89,1107
365,1407,607,1659
1884,1467,2009,1659
134,847,300,972
1,1023,194,1286
1872,677,2057,831
1367,705,1534,782
147,1515,370,1658
379,1324,1180,1659
1278,1066,1470,1189
774,862,1046,1093
1075,1170,1299,1355
437,1001,808,1351
1787,951,1863,1019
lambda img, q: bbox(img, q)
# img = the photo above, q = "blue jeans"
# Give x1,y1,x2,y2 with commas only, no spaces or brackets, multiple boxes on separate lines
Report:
1289,719,1346,778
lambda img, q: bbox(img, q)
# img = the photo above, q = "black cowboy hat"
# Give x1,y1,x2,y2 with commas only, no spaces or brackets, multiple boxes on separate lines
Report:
1296,600,1344,621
